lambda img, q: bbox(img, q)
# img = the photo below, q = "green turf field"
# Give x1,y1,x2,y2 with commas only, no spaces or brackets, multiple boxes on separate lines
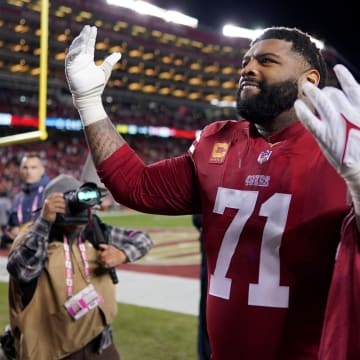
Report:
100,210,194,229
0,212,199,359
0,282,197,359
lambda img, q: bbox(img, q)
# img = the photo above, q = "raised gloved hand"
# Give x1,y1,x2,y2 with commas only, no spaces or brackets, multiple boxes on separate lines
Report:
294,64,360,215
65,25,121,126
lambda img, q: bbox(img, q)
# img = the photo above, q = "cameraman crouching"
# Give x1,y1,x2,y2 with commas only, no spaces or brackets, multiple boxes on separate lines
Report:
6,174,153,360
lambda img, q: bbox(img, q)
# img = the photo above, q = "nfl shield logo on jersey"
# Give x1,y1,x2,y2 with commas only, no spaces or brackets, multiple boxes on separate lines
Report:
257,150,272,164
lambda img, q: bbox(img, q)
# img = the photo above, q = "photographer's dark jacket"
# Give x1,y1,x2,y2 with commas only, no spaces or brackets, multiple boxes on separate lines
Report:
7,215,153,360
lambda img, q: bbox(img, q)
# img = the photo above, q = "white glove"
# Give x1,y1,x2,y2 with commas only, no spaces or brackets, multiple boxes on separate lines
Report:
294,64,360,214
65,25,121,126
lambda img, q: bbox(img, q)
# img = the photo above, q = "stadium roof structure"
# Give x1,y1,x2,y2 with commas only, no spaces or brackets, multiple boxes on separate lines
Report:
0,0,351,119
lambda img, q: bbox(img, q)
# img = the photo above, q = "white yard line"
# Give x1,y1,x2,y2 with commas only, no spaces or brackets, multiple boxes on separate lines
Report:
116,270,199,315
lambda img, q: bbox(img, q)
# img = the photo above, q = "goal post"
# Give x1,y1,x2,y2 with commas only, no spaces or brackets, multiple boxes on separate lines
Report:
0,0,49,146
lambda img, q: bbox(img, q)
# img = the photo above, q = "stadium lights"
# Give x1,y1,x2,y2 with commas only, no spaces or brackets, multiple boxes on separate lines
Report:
222,24,324,50
222,25,263,40
106,0,198,28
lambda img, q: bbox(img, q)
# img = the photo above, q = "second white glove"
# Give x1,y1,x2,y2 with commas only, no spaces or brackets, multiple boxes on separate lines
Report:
294,64,360,215
294,64,360,172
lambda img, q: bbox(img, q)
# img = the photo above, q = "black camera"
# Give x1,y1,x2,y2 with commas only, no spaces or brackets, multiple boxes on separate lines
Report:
56,182,102,225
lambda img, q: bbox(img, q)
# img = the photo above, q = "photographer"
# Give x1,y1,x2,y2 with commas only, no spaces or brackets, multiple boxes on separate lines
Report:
6,174,153,360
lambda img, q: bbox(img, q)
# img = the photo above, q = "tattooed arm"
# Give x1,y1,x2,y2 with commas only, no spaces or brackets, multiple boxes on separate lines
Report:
83,119,124,166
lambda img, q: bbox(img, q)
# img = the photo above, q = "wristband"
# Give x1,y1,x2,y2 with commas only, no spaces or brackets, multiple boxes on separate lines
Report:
73,88,107,126
75,96,107,126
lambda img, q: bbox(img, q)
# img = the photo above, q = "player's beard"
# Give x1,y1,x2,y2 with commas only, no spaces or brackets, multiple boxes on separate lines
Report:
236,79,298,125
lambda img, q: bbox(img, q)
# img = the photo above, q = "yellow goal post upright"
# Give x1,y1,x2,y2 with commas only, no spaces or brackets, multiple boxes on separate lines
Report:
0,0,49,147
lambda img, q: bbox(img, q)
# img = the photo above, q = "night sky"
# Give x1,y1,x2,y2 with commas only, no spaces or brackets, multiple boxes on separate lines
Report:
151,0,359,78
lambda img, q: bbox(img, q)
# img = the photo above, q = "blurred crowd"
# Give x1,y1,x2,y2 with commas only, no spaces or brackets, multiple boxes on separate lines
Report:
0,130,193,201
0,98,236,245
0,88,238,131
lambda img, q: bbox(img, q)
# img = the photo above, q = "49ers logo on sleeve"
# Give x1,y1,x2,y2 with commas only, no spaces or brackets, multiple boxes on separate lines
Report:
209,142,229,164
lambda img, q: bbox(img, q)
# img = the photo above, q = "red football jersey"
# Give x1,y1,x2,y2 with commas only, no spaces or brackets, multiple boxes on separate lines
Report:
319,209,360,360
99,120,351,360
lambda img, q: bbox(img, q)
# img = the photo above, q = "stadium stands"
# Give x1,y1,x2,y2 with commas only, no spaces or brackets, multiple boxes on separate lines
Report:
0,0,348,200
0,0,342,120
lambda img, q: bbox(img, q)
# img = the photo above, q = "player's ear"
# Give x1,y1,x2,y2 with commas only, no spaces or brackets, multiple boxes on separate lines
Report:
298,69,320,101
303,69,320,86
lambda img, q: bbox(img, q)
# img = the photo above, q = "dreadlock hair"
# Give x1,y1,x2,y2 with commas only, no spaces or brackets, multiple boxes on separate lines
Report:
251,27,328,88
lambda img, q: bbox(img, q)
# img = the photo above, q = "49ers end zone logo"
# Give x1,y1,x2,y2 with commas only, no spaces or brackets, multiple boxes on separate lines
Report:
209,142,229,164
